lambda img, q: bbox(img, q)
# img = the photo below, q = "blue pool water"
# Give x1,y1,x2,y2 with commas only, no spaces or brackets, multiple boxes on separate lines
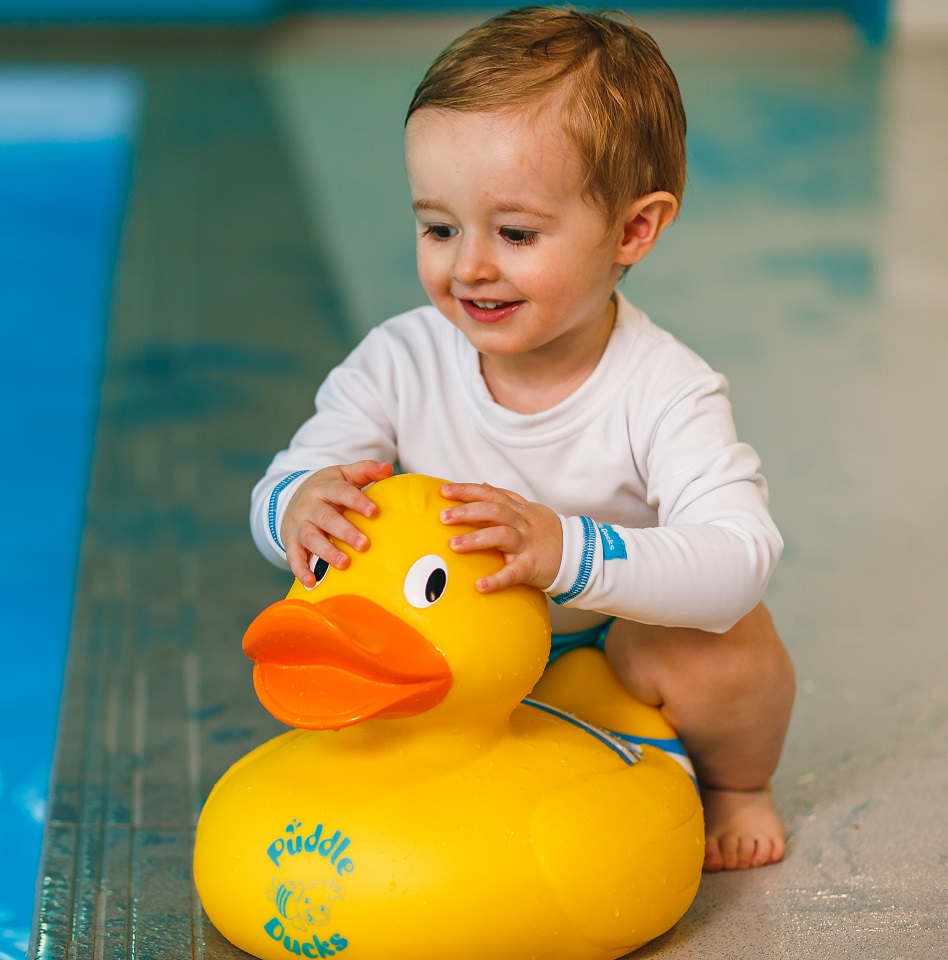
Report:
0,69,138,960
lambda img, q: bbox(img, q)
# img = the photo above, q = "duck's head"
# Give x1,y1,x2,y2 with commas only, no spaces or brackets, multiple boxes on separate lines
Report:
243,473,551,732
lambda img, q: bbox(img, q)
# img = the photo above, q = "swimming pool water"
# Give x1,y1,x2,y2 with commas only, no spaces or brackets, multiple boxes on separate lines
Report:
0,69,138,960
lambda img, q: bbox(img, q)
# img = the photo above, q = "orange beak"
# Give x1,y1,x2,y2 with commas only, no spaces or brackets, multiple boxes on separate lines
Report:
242,596,452,730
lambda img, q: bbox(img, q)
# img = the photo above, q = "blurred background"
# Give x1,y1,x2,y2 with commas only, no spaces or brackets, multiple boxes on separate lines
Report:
1,1,946,958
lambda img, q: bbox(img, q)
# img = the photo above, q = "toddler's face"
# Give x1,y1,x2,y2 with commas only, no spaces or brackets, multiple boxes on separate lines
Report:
405,105,626,365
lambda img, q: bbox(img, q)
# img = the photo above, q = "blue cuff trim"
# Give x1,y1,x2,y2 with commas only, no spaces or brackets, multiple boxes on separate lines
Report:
551,515,596,605
267,470,310,552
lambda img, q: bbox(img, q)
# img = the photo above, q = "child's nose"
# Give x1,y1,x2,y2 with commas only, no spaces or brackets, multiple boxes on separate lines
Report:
452,235,499,285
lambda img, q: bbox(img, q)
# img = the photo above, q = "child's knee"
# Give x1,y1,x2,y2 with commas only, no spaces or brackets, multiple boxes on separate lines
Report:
731,605,795,699
605,604,793,711
689,606,794,710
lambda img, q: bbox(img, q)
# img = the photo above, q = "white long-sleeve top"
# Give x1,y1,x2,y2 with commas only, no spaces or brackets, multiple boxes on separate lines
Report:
251,293,782,635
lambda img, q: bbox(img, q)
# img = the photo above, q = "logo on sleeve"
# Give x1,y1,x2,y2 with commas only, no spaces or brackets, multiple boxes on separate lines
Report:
597,524,627,561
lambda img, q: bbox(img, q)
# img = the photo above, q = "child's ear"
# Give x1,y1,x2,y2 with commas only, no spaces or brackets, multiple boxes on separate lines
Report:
614,192,679,267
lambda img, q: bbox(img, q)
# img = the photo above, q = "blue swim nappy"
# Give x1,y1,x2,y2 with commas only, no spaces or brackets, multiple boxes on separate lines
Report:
547,618,614,664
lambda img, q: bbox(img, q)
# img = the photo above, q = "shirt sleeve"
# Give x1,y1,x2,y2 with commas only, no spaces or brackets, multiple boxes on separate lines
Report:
249,326,400,567
543,367,783,633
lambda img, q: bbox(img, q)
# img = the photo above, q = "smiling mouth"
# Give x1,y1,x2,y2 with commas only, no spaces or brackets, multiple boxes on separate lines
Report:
460,299,523,323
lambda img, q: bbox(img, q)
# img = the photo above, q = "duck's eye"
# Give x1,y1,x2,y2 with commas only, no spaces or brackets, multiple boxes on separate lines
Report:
308,555,330,588
403,554,449,608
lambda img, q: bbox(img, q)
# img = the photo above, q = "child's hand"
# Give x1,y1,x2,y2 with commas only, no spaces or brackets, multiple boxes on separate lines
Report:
439,482,563,593
281,460,394,587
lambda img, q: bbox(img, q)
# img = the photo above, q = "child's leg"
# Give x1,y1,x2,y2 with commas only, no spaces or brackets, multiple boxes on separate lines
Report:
604,603,795,871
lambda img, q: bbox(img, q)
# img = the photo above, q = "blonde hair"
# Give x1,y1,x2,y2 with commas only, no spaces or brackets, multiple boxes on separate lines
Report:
406,5,687,222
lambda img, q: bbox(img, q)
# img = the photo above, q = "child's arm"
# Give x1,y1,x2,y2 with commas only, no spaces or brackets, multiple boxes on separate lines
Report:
442,474,780,633
440,362,782,637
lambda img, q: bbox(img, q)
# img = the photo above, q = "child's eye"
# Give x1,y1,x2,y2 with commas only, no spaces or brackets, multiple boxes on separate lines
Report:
500,227,538,246
421,223,457,241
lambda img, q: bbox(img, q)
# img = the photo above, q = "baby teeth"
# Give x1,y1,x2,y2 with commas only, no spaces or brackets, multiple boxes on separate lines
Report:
473,300,504,309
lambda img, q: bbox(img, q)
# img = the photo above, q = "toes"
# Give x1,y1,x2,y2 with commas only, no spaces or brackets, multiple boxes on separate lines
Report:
708,833,787,871
717,831,738,869
703,837,724,872
701,786,787,871
718,831,756,870
748,837,771,868
752,833,786,867
736,834,759,869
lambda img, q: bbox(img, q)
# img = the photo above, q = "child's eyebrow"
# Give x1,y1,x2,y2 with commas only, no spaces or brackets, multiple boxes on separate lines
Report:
495,200,558,221
412,198,444,215
412,197,557,221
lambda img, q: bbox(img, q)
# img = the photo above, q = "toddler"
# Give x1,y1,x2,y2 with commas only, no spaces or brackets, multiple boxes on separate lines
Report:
251,5,795,872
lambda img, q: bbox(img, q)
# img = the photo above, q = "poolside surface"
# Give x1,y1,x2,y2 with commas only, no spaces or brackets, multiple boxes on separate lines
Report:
3,13,947,959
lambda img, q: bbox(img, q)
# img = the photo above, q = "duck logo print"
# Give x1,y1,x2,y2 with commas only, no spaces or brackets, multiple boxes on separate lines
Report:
262,818,352,956
269,879,344,931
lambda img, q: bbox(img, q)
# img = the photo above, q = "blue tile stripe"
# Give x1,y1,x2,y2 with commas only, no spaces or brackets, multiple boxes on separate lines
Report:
267,470,310,551
522,698,643,766
551,514,597,604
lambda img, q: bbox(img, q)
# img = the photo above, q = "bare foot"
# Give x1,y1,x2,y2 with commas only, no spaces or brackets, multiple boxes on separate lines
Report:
701,785,786,871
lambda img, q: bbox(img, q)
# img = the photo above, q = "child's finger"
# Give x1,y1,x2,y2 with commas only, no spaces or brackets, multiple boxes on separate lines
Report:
286,541,318,587
320,478,379,520
441,499,522,530
440,481,517,505
309,502,365,547
299,519,363,568
474,562,526,594
448,524,522,555
319,460,393,519
439,481,487,502
341,459,394,495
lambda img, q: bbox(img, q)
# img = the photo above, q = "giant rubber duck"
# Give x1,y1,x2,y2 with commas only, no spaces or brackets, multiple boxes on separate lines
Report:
194,473,703,960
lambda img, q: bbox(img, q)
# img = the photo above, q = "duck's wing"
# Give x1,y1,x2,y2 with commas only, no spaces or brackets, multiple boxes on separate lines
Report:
530,747,704,954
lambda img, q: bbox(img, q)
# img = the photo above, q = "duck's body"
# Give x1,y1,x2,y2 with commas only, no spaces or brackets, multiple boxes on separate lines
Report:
194,474,703,960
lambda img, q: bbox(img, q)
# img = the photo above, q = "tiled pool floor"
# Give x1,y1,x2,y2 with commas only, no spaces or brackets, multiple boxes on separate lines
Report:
4,14,948,959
